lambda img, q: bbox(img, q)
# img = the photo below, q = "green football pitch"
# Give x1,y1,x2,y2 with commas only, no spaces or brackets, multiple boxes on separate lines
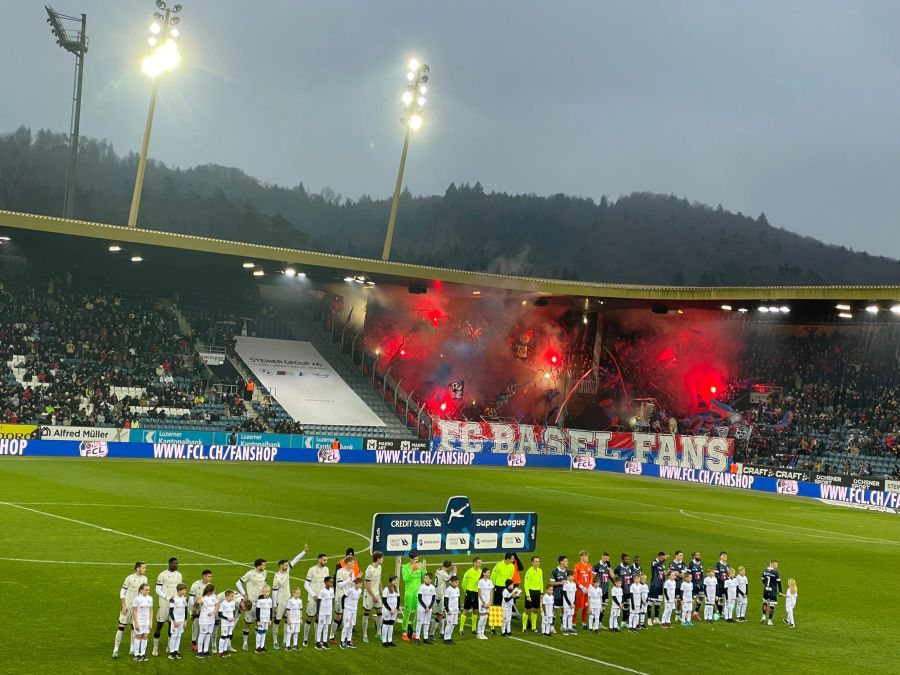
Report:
1,458,897,674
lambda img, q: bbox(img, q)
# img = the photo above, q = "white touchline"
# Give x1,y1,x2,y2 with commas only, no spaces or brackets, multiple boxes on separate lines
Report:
508,636,650,674
0,501,244,565
2,502,372,558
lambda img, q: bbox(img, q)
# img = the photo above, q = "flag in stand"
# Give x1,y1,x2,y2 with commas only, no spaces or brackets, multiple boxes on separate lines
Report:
449,380,465,400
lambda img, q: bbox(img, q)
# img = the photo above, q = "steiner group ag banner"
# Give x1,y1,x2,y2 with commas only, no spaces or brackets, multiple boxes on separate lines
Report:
234,336,385,427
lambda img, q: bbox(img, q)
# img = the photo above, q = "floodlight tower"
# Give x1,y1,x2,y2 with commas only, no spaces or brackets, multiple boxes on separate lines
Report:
381,58,430,261
127,0,183,228
45,5,88,219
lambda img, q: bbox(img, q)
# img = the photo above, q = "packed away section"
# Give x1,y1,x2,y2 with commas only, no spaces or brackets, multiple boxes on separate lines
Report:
234,336,385,427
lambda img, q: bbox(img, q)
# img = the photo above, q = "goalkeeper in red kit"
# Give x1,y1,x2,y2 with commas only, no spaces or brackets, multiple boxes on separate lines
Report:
573,550,594,629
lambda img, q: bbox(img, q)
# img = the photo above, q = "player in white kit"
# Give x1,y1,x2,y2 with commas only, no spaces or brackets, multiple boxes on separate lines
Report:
188,569,212,652
561,572,578,633
432,560,455,640
680,573,694,626
541,586,555,636
416,573,437,644
284,589,304,650
661,571,678,627
609,578,623,631
254,586,274,653
629,580,643,631
382,576,401,647
501,579,519,636
362,552,384,644
443,576,461,644
315,577,336,650
476,568,493,639
152,557,182,656
724,569,738,622
783,578,798,628
216,589,244,657
271,545,308,650
703,569,718,622
131,584,153,662
196,584,219,658
303,553,330,647
168,584,188,660
331,554,354,642
113,561,147,659
236,558,267,652
735,566,749,622
340,576,363,648
587,577,604,632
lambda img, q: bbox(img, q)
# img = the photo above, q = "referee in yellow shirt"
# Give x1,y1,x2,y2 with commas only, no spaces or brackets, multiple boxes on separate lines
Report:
460,558,483,635
523,556,544,633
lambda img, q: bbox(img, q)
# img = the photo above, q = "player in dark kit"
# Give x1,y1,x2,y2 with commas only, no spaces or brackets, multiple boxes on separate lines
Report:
714,552,729,617
613,554,634,625
668,550,687,620
592,553,612,627
648,552,668,625
761,560,782,625
689,552,704,617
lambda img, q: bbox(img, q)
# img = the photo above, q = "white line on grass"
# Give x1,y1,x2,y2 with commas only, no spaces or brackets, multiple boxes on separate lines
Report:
677,509,899,545
508,636,650,674
0,557,232,566
528,486,899,546
2,502,372,557
0,501,245,565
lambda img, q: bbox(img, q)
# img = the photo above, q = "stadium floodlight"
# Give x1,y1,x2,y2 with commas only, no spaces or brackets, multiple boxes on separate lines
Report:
758,306,769,313
721,305,732,311
242,262,255,268
0,235,11,241
865,305,879,314
45,5,88,220
108,244,121,252
382,57,431,261
130,254,143,262
891,305,900,315
297,272,307,278
253,269,264,277
779,306,790,313
768,306,779,313
284,267,296,277
737,308,749,313
127,0,184,228
838,312,852,319
344,276,354,282
835,304,851,311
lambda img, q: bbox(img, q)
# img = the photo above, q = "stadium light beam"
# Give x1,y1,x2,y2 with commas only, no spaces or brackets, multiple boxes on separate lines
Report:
382,58,430,261
45,5,88,220
127,1,183,228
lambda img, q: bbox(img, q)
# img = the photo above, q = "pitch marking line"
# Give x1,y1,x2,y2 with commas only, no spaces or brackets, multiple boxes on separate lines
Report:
0,558,229,566
528,487,899,546
0,501,244,565
508,636,650,674
1,502,372,563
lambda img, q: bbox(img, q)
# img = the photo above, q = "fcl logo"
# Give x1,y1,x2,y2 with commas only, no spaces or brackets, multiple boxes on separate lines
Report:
79,441,109,458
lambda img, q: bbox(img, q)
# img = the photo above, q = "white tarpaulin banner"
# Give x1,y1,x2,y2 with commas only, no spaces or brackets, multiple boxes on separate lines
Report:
234,336,385,427
39,425,129,442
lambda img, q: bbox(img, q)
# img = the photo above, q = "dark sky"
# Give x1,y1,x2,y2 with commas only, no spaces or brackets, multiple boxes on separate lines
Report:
5,0,900,257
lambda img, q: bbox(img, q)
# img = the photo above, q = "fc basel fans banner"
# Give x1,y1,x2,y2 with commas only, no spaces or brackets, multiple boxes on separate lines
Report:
371,495,538,555
432,420,733,472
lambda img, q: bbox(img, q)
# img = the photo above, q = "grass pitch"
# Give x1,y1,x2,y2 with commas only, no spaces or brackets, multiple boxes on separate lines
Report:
1,458,897,674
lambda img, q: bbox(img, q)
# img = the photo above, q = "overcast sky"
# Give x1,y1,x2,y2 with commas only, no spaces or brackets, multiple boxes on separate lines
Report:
4,0,900,257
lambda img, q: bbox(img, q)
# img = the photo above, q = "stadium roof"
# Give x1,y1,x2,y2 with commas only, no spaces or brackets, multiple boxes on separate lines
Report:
2,209,899,301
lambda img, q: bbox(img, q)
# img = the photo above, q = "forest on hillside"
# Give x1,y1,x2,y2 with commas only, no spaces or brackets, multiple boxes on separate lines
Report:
2,126,899,285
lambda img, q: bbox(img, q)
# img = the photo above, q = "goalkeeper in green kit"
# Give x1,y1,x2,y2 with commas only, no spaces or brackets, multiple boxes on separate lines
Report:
401,554,427,641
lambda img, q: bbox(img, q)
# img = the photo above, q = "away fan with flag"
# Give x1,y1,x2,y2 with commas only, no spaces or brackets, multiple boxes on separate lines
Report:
449,380,465,400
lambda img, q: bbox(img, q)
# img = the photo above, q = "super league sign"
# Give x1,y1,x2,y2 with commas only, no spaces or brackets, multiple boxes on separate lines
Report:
371,496,538,556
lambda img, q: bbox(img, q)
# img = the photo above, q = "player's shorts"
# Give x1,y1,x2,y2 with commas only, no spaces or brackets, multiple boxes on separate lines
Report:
118,608,131,625
464,590,479,611
693,585,703,599
306,598,318,618
553,595,563,609
716,582,726,598
134,620,151,634
648,587,662,600
675,588,683,599
492,586,505,606
156,605,171,623
334,596,345,615
363,593,383,611
275,602,287,621
763,590,778,603
244,606,257,625
525,590,541,609
574,589,588,610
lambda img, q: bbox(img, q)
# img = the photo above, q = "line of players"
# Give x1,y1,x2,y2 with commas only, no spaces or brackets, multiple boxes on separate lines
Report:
113,546,798,661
